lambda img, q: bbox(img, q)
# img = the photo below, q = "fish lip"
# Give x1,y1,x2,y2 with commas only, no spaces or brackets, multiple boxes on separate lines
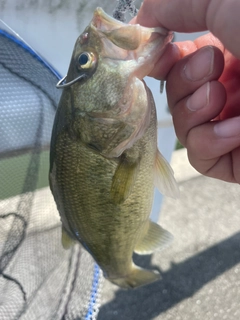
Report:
92,7,172,39
92,7,126,31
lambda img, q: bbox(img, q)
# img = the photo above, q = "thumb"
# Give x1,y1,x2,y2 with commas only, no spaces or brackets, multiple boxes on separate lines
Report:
136,0,240,59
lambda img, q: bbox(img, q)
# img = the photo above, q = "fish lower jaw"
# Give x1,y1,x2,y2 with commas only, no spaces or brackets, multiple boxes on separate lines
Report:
137,56,145,64
134,55,156,79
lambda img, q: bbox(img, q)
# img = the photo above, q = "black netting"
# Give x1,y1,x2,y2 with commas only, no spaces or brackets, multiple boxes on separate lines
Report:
0,29,102,320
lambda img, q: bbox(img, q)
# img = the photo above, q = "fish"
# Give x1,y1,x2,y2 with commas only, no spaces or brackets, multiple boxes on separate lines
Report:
49,7,179,289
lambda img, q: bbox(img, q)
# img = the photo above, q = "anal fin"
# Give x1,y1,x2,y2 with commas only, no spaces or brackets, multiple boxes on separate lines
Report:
134,220,173,255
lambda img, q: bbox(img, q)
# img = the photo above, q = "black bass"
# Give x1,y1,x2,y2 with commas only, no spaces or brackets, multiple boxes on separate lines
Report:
49,7,178,289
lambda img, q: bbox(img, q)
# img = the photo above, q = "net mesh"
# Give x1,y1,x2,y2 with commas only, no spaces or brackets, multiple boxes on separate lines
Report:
0,29,102,320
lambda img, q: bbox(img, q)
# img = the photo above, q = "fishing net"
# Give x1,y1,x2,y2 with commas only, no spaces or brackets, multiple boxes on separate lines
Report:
0,28,102,320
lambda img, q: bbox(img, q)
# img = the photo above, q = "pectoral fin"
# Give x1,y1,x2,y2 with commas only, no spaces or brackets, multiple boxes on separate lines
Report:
110,158,139,204
154,149,179,198
134,221,173,255
61,226,75,250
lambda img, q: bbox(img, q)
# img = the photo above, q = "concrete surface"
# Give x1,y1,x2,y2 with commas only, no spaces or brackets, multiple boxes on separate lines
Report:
98,148,240,320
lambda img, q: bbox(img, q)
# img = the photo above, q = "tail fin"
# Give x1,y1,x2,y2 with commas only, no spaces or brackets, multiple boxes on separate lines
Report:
109,265,161,289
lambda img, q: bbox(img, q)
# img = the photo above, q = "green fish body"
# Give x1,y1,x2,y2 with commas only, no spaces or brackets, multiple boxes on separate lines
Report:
49,8,178,289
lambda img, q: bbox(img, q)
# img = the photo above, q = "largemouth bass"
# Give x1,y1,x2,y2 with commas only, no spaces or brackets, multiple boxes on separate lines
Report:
49,7,178,289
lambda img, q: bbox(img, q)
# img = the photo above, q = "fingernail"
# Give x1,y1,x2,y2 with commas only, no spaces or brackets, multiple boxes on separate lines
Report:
184,46,214,81
186,82,210,111
214,116,240,137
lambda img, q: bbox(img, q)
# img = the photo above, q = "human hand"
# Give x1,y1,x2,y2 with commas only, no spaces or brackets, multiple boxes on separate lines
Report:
135,0,240,183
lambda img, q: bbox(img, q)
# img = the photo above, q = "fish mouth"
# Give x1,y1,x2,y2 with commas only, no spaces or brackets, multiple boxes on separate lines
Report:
92,7,171,37
91,7,173,78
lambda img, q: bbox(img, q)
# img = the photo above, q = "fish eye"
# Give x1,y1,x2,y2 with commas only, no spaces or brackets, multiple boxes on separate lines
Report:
79,53,89,65
77,52,96,69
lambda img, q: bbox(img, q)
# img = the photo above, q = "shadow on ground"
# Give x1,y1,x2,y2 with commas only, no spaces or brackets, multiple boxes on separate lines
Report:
98,231,240,320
